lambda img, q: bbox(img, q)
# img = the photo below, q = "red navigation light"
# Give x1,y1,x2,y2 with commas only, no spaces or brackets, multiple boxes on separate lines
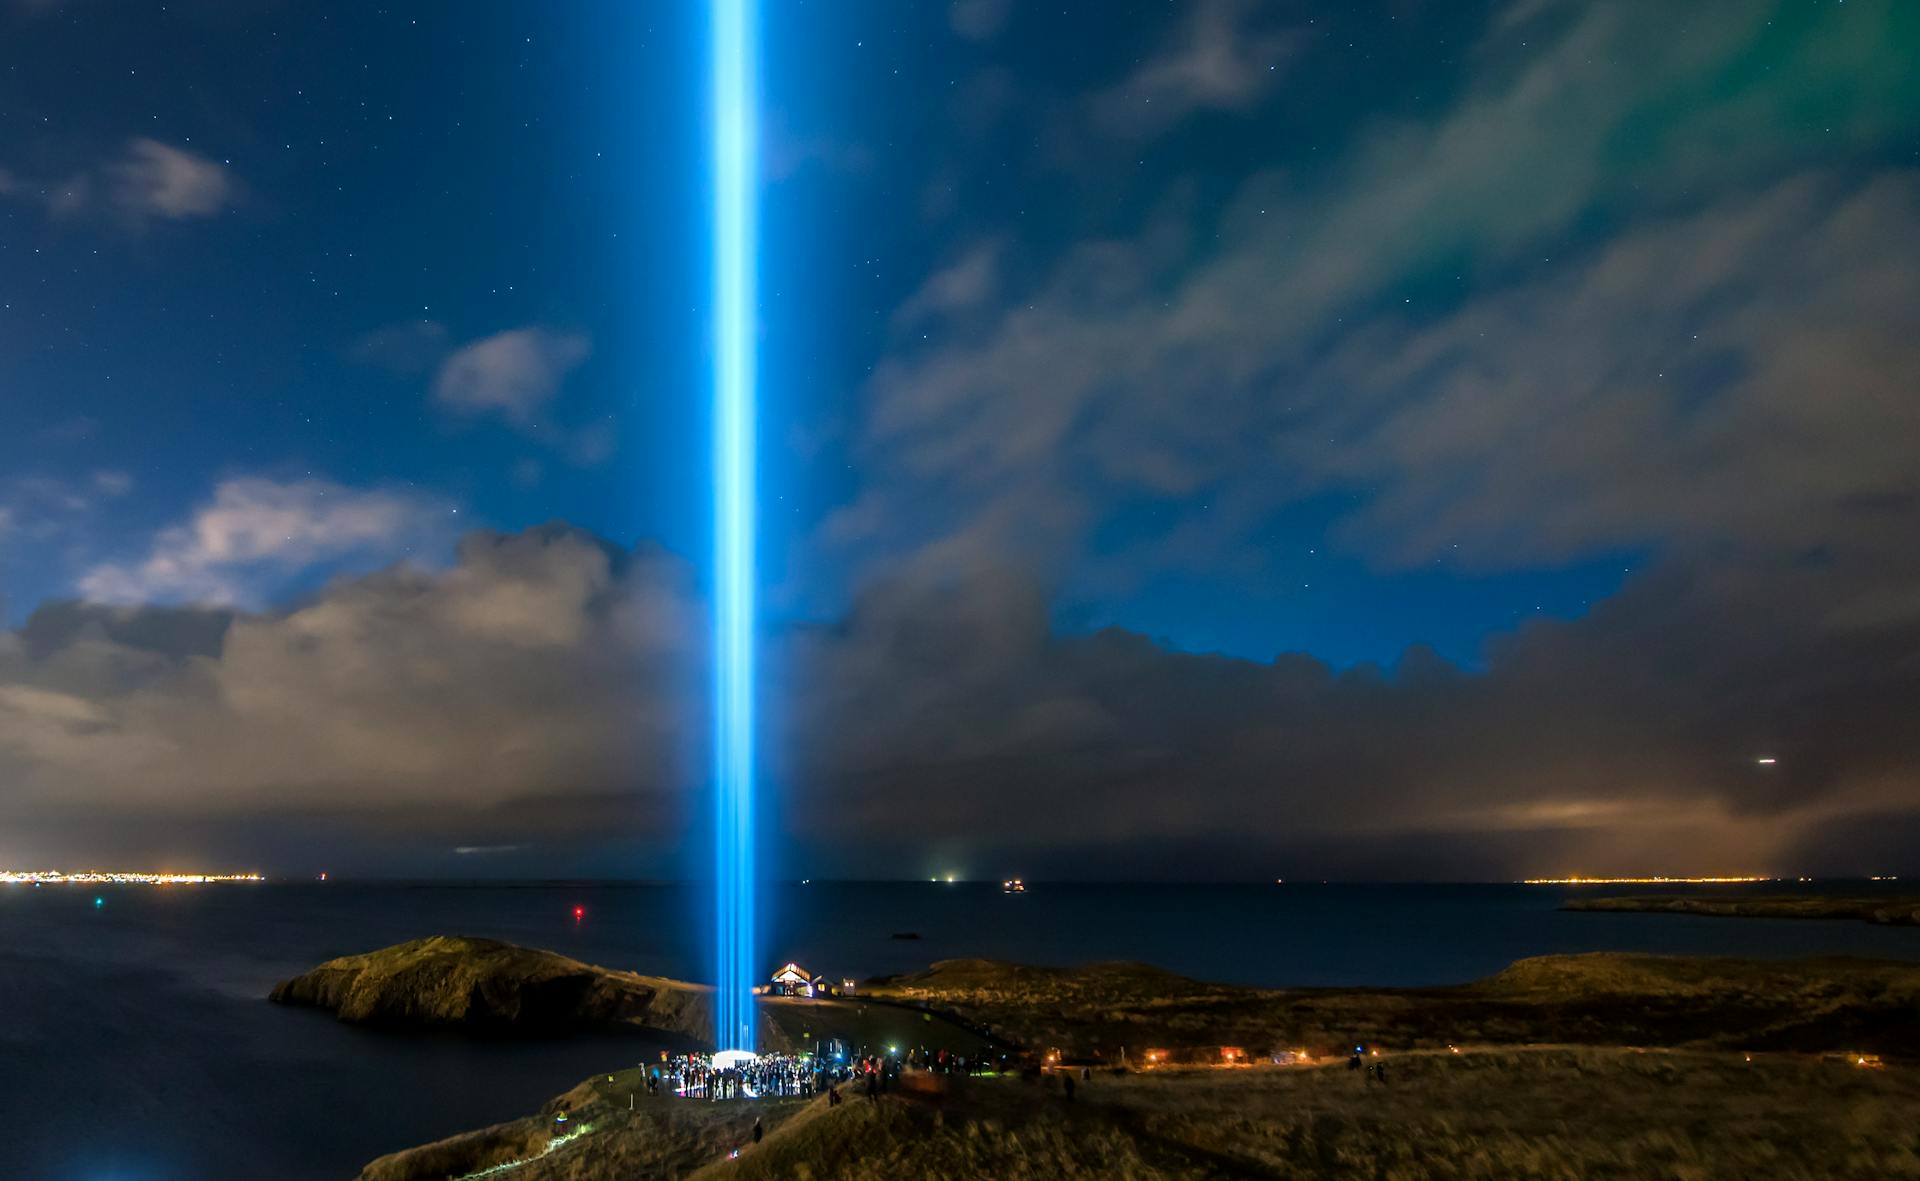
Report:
573,905,586,921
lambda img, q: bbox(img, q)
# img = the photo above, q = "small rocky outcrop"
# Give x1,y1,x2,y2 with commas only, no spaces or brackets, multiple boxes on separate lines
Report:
269,935,711,1039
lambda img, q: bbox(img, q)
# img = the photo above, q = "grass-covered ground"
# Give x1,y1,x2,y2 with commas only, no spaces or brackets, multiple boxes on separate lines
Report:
354,1066,800,1181
349,951,1920,1180
863,953,1920,1061
362,1048,1919,1181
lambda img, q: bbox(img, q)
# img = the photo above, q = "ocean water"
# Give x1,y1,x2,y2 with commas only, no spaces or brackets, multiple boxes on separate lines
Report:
3,880,1916,1180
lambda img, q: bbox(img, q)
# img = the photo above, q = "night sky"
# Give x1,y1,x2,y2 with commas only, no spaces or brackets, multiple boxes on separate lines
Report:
2,0,1916,880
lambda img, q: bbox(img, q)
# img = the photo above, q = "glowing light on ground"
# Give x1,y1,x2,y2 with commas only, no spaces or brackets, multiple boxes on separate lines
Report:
451,1124,593,1180
710,0,759,1054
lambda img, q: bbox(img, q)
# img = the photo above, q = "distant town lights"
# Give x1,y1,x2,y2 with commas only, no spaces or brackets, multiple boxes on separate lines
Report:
0,870,264,885
1523,876,1776,885
1756,756,1777,765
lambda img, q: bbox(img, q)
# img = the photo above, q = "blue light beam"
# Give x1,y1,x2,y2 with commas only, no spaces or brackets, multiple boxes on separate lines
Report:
711,0,758,1053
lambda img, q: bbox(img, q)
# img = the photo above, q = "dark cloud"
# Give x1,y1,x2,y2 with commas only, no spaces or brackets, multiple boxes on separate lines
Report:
837,2,1920,594
774,555,1920,880
3,524,1915,879
0,527,702,874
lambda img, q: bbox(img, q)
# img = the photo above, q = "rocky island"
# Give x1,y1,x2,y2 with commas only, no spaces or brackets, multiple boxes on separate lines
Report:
269,935,715,1041
270,935,999,1052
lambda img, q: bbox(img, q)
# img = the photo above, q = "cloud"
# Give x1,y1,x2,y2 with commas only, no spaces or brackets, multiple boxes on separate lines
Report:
892,241,1001,328
0,471,127,546
349,320,451,376
427,327,614,464
5,139,236,229
0,527,702,873
1304,173,1920,570
39,417,99,444
12,138,238,228
433,327,591,427
843,1,1920,591
1090,0,1295,136
764,112,873,183
949,0,1010,42
106,138,234,221
91,470,133,498
77,477,455,607
4,526,1919,877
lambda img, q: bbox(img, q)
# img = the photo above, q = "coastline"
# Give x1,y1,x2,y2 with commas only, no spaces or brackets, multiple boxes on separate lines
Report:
337,943,1920,1181
1563,894,1920,927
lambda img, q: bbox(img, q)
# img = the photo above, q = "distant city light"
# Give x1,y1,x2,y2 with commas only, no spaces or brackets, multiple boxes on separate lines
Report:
1523,876,1777,885
0,870,264,885
1755,756,1777,765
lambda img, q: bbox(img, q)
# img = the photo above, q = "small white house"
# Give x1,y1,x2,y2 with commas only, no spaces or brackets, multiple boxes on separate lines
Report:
770,962,817,997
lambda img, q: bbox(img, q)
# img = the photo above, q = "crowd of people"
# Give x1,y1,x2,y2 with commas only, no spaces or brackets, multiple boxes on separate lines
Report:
652,1052,824,1099
640,1043,1009,1103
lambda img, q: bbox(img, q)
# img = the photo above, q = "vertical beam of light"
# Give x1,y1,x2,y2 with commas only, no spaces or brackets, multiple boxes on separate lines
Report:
710,0,757,1053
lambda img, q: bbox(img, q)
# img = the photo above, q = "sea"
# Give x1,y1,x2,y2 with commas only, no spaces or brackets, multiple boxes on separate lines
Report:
3,879,1916,1181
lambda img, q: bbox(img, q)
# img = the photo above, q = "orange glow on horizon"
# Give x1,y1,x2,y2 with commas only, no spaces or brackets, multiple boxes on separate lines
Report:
1522,875,1776,885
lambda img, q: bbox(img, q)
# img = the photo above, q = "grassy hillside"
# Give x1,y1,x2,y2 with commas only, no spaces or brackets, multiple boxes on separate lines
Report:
269,936,715,1042
864,953,1920,1060
354,1067,800,1181
360,1049,1920,1181
351,951,1920,1180
690,1048,1919,1181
